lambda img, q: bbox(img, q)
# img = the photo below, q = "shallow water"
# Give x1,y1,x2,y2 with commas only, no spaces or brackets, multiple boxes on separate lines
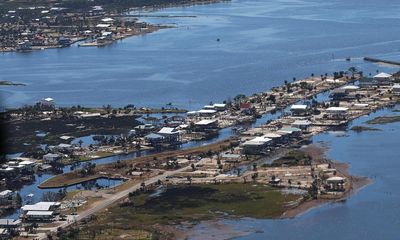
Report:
1,0,400,109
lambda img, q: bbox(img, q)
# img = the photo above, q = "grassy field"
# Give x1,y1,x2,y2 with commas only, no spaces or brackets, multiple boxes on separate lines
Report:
62,184,302,239
39,173,101,189
367,115,400,124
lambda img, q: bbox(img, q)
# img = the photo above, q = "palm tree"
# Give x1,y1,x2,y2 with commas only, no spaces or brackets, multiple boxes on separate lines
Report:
348,67,358,79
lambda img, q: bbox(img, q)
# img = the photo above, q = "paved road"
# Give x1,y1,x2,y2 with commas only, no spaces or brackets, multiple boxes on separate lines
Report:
45,160,203,234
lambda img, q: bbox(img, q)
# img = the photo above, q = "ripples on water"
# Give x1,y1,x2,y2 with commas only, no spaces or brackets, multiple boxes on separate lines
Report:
1,0,400,109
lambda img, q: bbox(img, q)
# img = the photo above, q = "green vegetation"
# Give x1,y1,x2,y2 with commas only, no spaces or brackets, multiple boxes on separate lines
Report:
350,125,381,132
59,184,301,239
113,184,300,223
366,115,400,125
267,150,312,167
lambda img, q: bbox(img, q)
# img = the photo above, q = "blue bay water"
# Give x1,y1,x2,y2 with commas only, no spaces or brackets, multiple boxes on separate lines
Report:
1,0,400,109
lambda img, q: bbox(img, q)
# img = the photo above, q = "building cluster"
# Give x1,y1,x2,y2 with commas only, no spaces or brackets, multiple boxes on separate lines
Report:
0,4,151,51
161,72,399,198
0,202,61,238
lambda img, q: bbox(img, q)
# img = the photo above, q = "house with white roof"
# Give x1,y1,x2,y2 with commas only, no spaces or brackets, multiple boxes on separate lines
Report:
242,136,272,154
373,72,393,85
38,97,55,110
213,103,227,111
197,109,217,117
194,119,219,132
326,107,349,120
0,190,15,205
392,84,400,95
291,119,312,131
290,104,310,116
157,127,181,143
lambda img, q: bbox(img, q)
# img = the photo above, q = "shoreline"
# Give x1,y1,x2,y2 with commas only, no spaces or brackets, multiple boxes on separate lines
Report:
0,0,227,54
170,163,372,240
281,161,372,219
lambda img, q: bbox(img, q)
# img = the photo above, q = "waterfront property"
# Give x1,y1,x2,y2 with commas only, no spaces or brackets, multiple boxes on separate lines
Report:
373,72,393,85
290,104,311,116
242,136,272,155
325,107,349,120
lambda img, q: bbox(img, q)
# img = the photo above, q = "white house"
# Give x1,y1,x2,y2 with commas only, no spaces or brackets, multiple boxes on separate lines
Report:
197,109,217,117
0,190,14,204
373,72,393,85
290,104,310,116
157,127,181,143
194,119,218,132
38,97,55,109
213,103,227,111
242,136,272,154
392,84,400,95
326,107,349,120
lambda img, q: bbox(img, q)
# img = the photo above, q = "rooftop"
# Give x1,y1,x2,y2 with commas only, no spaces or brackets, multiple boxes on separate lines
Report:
195,119,217,125
373,72,392,78
290,104,308,110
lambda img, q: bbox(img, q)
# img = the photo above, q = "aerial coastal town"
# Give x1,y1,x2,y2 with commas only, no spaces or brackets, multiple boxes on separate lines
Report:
1,0,400,239
0,0,219,52
1,67,399,239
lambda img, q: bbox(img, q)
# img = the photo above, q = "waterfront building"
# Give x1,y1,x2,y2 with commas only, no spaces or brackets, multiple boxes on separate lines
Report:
157,127,181,143
202,105,215,110
291,120,312,131
0,166,17,178
194,119,219,132
0,219,21,230
144,133,165,146
278,127,302,137
330,85,360,100
325,176,346,191
134,124,156,135
373,72,393,85
325,107,349,120
213,103,227,111
242,136,272,155
358,77,377,88
42,153,62,163
21,202,61,215
38,97,55,110
25,211,54,221
392,84,400,95
290,104,310,116
16,40,32,51
0,190,15,205
197,109,217,117
264,132,283,145
58,36,71,46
